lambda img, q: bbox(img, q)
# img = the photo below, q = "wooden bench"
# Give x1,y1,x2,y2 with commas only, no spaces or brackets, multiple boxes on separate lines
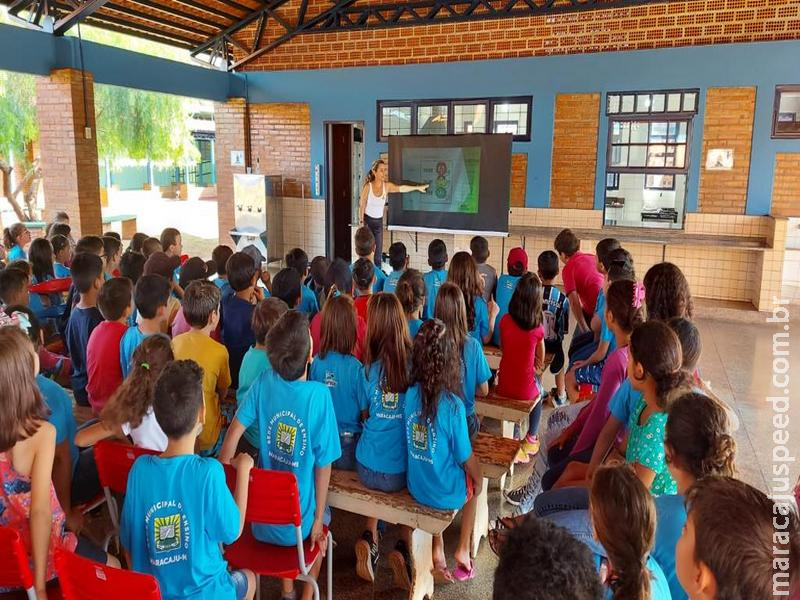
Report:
483,344,502,370
328,470,455,600
102,214,137,239
475,391,537,439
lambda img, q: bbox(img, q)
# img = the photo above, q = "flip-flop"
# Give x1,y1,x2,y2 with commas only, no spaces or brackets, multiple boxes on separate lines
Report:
453,562,476,582
433,566,455,585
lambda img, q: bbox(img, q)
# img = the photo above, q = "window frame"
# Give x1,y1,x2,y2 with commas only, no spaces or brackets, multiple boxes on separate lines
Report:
377,95,532,142
771,85,800,139
605,115,695,176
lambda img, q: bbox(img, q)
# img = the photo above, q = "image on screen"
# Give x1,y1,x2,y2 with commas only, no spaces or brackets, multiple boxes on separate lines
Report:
401,146,481,214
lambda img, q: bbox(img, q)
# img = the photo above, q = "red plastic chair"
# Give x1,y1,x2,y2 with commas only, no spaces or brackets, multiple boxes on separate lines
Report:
222,465,333,600
29,278,72,295
0,526,37,599
55,548,161,600
93,440,159,551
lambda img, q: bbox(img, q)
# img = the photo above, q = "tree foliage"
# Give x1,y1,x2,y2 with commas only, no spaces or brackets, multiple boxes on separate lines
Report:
0,70,37,167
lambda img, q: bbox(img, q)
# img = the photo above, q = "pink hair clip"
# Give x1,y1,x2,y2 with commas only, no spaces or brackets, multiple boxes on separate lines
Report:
632,282,646,309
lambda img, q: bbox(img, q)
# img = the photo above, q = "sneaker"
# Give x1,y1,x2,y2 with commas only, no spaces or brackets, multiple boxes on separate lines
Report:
503,478,537,514
514,447,531,464
355,531,380,583
388,539,412,591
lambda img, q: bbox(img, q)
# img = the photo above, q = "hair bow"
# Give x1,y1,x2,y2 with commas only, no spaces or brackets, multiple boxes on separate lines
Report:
632,282,646,309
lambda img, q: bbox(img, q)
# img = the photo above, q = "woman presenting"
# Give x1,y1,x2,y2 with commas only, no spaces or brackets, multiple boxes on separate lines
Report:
358,159,428,265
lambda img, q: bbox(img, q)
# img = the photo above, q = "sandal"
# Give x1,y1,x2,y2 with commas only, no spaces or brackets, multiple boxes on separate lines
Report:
453,561,476,582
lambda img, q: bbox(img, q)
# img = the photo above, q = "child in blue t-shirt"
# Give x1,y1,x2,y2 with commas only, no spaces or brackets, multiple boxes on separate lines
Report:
120,360,256,600
383,241,408,294
120,274,171,378
402,319,482,584
221,253,263,389
309,295,368,470
422,238,448,320
286,247,320,317
353,226,386,294
220,311,340,600
354,293,412,583
447,251,497,344
396,268,425,339
51,234,73,278
211,245,234,301
491,247,527,346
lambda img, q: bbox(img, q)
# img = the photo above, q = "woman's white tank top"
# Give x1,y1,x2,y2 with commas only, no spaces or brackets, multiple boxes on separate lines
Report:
365,181,387,219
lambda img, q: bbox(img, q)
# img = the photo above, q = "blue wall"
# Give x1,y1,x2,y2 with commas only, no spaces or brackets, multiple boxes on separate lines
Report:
241,40,800,215
0,23,234,101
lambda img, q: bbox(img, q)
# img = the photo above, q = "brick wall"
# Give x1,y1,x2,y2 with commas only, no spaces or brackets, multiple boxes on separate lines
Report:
550,93,600,210
214,98,247,245
35,69,102,238
510,153,527,208
698,87,755,214
235,0,800,71
250,103,311,197
772,153,800,217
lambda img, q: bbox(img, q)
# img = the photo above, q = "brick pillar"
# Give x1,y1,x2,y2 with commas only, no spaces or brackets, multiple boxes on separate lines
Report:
35,69,102,238
550,93,600,209
214,98,247,246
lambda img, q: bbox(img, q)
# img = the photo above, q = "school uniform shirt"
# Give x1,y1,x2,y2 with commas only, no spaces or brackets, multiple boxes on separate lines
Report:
86,320,127,414
562,252,604,318
7,245,26,261
542,284,569,343
496,314,545,401
653,494,688,600
626,399,676,495
594,290,616,353
172,331,232,452
121,410,168,452
422,269,447,320
310,310,366,361
408,318,423,340
353,295,370,322
54,263,71,279
213,277,234,302
236,346,271,449
404,386,472,511
491,274,521,346
460,336,492,417
476,263,497,304
469,296,490,343
356,360,408,475
310,351,369,434
220,295,256,389
298,285,320,317
37,374,78,468
119,325,148,378
236,370,340,546
598,555,672,600
65,306,104,405
120,455,240,600
609,379,643,427
383,269,403,294
351,261,386,294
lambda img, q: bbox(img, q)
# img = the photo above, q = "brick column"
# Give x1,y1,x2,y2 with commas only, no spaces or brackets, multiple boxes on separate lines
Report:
35,69,102,238
214,98,247,246
550,93,600,209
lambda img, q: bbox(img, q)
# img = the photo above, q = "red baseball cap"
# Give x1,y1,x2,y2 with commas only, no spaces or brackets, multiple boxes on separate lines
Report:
507,247,528,272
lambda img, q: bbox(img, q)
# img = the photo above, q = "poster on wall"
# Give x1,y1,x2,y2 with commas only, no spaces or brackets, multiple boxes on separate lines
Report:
705,149,734,171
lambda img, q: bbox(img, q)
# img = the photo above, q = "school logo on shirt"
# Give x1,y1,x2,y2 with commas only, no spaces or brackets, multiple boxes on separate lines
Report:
381,390,399,411
324,370,338,388
411,423,428,450
154,514,182,553
276,422,297,454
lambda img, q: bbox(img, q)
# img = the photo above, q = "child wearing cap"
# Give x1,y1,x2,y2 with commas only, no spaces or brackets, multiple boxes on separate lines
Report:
491,247,528,347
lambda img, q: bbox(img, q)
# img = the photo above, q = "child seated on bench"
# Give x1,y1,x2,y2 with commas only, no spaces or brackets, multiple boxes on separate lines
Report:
220,311,340,600
400,319,482,584
537,250,569,406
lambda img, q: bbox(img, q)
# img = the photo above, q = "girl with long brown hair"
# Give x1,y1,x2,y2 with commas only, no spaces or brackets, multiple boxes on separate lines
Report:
357,158,428,266
75,334,174,451
395,267,426,339
309,294,368,471
354,292,412,582
590,464,671,599
434,282,491,439
446,251,498,344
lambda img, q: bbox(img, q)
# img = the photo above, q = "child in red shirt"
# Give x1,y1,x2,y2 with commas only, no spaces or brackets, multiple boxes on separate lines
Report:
86,277,133,414
554,229,604,334
496,273,545,463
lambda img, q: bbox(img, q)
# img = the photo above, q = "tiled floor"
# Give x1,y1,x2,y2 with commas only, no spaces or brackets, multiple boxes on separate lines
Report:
255,313,800,600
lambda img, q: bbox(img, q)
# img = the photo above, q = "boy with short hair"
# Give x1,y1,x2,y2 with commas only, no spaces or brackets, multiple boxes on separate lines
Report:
308,256,330,309
121,360,256,600
422,238,448,320
383,242,408,294
554,228,604,334
537,250,569,406
65,253,106,406
677,476,800,600
285,247,320,316
87,277,133,414
0,266,30,307
120,274,170,377
271,267,303,310
354,226,386,294
470,235,496,304
491,247,528,346
352,258,375,321
173,281,232,455
211,244,234,301
160,227,183,283
220,311,341,600
221,252,262,389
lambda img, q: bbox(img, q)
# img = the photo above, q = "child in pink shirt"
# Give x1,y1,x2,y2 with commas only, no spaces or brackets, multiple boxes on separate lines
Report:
554,229,604,333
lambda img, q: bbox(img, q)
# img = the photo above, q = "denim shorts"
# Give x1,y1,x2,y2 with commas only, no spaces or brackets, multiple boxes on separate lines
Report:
230,569,249,600
356,461,406,492
334,432,360,471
